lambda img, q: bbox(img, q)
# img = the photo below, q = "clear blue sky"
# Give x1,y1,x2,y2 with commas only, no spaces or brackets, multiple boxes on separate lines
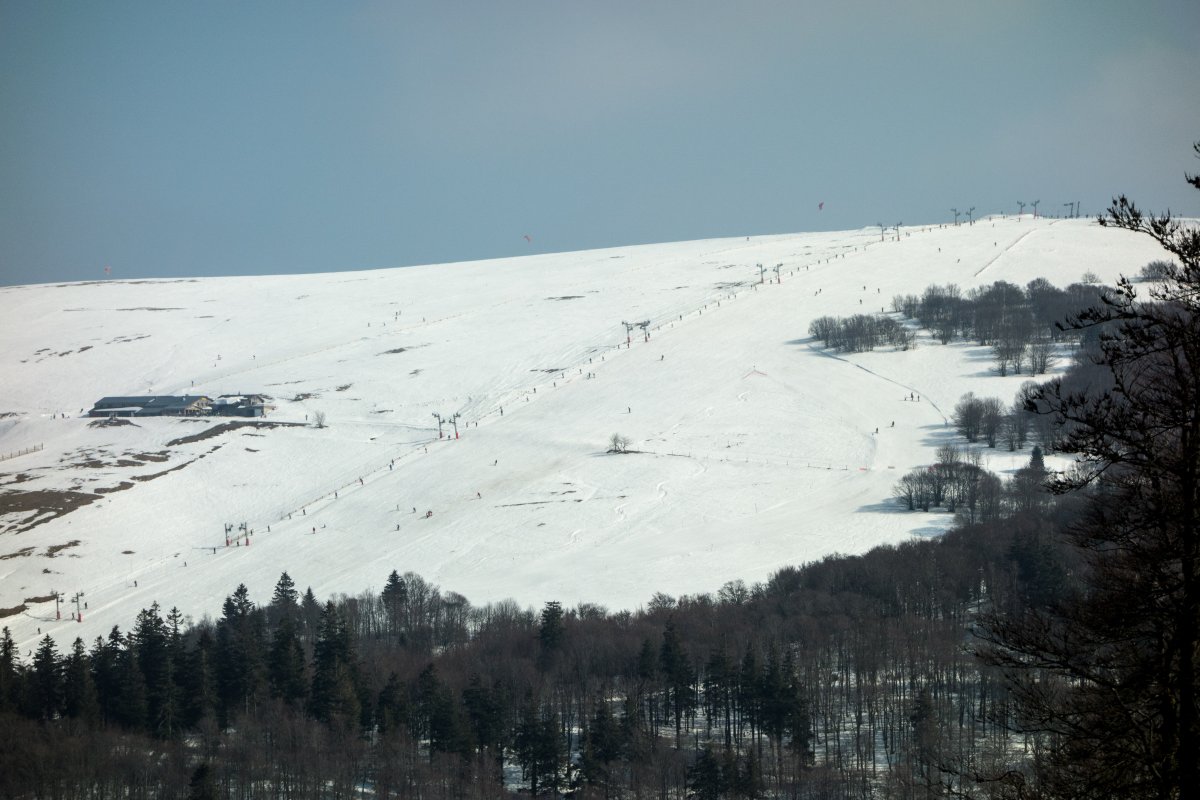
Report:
2,1,1197,286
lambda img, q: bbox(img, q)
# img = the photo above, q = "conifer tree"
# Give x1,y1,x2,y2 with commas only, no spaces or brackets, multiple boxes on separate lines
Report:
30,635,61,721
61,638,99,723
269,572,299,627
380,570,408,642
0,627,17,712
462,673,507,768
179,628,215,729
375,672,409,738
267,616,307,706
982,142,1200,799
516,695,564,795
114,631,147,730
688,743,725,800
89,628,122,725
537,600,565,670
580,697,625,796
134,602,179,736
215,584,264,727
309,602,362,729
660,621,695,748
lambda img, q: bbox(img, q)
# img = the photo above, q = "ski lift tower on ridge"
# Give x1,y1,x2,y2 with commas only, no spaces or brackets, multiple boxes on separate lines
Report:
621,321,635,346
637,320,651,342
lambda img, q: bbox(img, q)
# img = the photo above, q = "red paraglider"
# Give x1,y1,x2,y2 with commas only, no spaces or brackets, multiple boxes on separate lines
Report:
523,234,533,243
818,202,824,211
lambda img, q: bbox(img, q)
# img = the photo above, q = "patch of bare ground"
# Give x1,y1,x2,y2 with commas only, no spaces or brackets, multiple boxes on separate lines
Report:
87,417,138,428
292,392,316,402
0,604,27,618
132,462,190,482
0,412,20,418
94,482,134,494
1,424,294,534
44,541,80,557
24,594,55,603
0,547,34,560
0,489,101,534
165,420,299,447
335,384,352,392
129,451,169,463
0,473,36,485
69,456,142,469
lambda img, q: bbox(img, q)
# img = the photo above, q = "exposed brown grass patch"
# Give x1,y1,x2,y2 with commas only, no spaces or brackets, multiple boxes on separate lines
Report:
132,463,190,482
165,420,297,447
45,541,80,557
88,417,137,428
0,547,34,560
0,489,100,534
94,482,134,494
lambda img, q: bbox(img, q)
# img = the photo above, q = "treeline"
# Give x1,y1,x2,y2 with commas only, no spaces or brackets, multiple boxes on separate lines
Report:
891,276,1117,376
890,351,1076,519
891,442,1051,522
808,314,914,352
0,496,1073,798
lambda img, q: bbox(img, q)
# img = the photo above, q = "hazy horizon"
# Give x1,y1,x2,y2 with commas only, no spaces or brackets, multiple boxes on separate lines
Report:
2,1,1198,287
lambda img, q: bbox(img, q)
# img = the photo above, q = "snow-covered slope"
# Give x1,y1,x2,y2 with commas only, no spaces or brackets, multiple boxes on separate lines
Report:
0,217,1170,649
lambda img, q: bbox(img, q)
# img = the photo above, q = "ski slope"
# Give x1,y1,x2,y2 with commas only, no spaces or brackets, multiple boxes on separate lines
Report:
0,217,1171,649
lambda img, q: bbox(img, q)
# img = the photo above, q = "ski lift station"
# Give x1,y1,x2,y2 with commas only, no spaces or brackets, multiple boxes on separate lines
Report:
87,394,270,418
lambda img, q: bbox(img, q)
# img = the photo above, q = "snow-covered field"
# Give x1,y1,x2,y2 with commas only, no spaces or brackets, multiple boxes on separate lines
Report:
0,217,1170,650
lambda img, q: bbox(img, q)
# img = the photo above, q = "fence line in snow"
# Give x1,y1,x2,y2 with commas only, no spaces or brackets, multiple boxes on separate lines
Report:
0,443,42,463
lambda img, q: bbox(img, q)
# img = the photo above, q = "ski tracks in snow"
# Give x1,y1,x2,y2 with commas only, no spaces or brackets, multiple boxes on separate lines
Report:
972,225,1048,278
805,344,949,424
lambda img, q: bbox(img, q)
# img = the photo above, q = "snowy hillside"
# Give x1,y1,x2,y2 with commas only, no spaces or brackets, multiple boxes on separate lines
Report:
0,217,1171,650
